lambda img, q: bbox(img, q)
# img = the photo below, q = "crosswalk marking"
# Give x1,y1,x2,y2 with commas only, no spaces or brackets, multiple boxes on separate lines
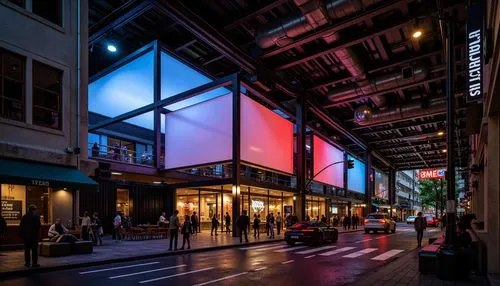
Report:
139,267,214,284
371,249,404,261
274,246,308,253
109,265,186,279
239,243,282,250
304,255,316,259
254,245,288,252
319,247,356,256
79,262,160,274
192,272,248,286
281,260,295,264
342,248,378,258
295,245,336,254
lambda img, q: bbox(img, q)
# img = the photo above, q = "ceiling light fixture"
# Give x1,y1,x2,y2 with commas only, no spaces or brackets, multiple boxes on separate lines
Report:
111,172,123,176
442,149,447,153
437,131,445,136
107,44,117,53
412,30,423,38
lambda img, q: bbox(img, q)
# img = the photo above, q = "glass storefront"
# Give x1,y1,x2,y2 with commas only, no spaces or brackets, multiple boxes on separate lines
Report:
116,189,130,216
306,195,326,221
1,184,73,227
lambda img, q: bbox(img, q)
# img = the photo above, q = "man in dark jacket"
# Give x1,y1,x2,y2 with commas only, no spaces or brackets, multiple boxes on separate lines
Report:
191,211,198,235
414,212,427,247
236,210,250,243
19,205,41,267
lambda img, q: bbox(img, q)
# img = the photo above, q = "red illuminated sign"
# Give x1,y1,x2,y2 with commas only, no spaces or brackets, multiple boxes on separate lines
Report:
418,169,446,180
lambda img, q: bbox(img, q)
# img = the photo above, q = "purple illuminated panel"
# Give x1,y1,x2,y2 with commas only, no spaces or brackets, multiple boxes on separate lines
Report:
313,136,344,187
241,95,294,174
164,94,232,169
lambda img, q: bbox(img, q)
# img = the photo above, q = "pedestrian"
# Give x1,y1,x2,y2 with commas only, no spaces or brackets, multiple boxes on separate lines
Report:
113,211,122,242
180,215,191,250
236,210,250,243
305,215,310,222
292,214,298,225
276,212,282,235
158,211,167,226
121,144,128,162
414,212,427,247
346,215,352,230
321,215,327,224
92,212,103,246
191,211,198,235
168,210,180,251
265,213,270,236
224,212,231,233
0,214,6,242
269,213,275,238
91,142,99,157
113,143,120,160
211,215,219,236
19,205,41,267
253,214,260,238
80,211,91,241
48,218,68,239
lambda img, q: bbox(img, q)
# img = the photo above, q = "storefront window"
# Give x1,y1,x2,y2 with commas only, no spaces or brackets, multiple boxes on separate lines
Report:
1,184,53,225
116,189,130,216
306,195,325,221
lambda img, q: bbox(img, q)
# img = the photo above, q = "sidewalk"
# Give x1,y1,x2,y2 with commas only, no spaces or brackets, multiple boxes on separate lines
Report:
0,226,362,277
350,248,489,286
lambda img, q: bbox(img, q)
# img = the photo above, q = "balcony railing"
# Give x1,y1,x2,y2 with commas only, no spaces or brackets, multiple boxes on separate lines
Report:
88,143,156,167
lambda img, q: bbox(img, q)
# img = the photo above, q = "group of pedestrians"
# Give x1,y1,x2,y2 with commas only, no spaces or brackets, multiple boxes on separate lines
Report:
341,214,360,231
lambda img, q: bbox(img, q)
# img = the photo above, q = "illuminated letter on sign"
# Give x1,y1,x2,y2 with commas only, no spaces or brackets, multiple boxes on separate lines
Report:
418,169,446,180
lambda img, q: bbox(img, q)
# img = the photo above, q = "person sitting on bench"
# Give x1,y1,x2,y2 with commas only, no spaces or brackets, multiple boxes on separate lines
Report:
48,218,68,238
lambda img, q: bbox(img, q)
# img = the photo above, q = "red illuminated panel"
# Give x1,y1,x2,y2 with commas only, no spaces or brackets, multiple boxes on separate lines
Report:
240,95,294,174
418,169,446,180
313,136,344,187
164,94,233,169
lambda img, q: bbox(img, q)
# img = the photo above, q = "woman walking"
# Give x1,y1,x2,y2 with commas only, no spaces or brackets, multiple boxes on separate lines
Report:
80,211,91,241
180,215,191,250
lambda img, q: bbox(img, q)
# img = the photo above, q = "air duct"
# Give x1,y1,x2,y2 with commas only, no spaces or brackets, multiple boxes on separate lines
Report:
327,67,429,102
356,99,446,126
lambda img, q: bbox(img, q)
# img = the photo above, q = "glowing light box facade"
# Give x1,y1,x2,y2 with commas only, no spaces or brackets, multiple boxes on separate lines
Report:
164,93,294,174
312,136,344,187
241,95,294,174
348,155,366,193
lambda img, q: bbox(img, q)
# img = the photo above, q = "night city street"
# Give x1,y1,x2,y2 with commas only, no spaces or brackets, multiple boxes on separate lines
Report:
0,224,440,286
1,0,500,285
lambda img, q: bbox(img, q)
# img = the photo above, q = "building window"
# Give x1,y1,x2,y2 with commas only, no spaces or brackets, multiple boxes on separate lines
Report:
0,49,25,122
32,60,62,129
32,0,62,26
116,189,129,216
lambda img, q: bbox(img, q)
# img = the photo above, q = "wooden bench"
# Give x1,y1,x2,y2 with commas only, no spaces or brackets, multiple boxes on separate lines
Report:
39,242,71,257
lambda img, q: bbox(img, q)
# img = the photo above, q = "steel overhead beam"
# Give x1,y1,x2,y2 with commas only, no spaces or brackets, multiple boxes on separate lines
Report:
369,133,443,145
377,141,447,153
309,75,356,91
89,74,234,131
325,76,447,108
223,0,291,31
89,0,155,45
260,0,405,58
276,20,410,71
156,0,257,74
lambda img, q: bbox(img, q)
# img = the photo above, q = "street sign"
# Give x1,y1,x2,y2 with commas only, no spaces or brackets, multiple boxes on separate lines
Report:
466,0,484,102
418,169,446,180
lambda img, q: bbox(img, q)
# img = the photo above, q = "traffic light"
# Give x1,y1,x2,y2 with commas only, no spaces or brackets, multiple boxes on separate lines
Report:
347,159,354,169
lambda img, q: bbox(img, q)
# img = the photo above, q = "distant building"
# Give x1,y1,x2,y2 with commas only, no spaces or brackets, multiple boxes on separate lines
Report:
395,170,420,219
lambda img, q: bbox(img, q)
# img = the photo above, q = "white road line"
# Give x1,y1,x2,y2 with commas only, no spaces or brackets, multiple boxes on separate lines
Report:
376,233,399,239
79,262,160,274
355,238,374,243
254,245,288,252
319,247,356,256
239,243,281,250
295,245,336,254
109,265,186,279
274,246,308,253
192,272,248,286
371,249,405,261
342,248,378,258
281,260,295,264
304,255,316,259
255,267,267,271
139,267,214,284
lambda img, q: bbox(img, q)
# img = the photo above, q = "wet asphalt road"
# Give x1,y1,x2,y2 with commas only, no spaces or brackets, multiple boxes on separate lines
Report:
0,223,441,286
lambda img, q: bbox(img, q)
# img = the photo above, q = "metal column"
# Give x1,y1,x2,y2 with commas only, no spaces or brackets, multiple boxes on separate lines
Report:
231,74,241,237
153,41,162,169
296,93,307,220
389,169,396,218
364,150,372,216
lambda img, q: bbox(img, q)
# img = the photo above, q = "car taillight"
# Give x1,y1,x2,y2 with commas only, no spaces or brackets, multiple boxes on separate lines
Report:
364,219,369,224
302,229,315,232
379,219,386,223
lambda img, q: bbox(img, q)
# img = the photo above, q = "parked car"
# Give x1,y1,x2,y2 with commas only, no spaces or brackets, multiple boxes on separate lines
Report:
285,221,338,245
425,216,440,227
406,216,417,224
364,213,396,234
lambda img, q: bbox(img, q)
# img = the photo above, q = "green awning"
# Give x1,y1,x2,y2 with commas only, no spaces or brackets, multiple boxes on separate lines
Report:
0,159,97,191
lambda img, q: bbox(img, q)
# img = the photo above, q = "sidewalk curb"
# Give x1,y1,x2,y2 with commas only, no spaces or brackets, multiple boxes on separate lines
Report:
0,238,284,278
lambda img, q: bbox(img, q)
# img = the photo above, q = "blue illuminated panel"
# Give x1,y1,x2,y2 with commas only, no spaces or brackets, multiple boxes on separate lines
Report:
348,155,366,193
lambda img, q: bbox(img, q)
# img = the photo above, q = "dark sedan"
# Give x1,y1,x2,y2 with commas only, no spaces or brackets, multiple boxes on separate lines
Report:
285,221,338,245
